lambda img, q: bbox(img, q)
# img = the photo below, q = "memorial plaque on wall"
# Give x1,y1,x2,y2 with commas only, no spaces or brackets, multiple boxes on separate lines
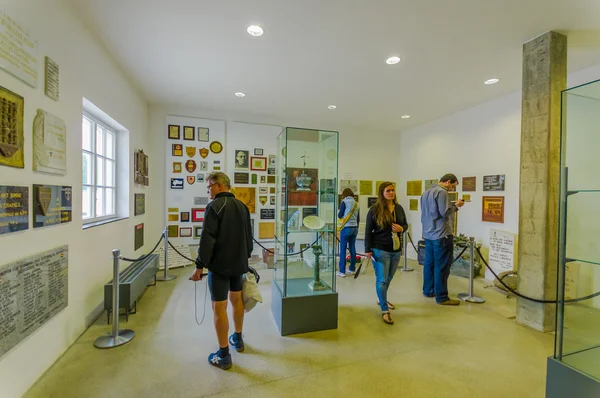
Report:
44,56,59,101
134,193,145,216
482,196,505,223
367,197,377,208
409,199,418,211
406,180,423,196
134,223,144,250
260,208,275,220
154,245,192,269
462,176,476,192
234,172,249,184
33,109,67,174
424,179,438,191
0,246,68,359
0,12,39,87
0,84,24,169
483,175,505,191
486,229,515,280
0,186,28,235
33,185,72,228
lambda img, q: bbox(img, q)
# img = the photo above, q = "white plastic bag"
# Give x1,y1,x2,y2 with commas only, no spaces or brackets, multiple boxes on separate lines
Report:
242,271,262,312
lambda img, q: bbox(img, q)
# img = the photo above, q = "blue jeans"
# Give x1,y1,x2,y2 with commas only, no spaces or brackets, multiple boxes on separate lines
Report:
339,227,358,273
423,236,454,303
372,248,401,312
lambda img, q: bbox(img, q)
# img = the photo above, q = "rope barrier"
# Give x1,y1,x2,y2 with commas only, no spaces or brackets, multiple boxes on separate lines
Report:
475,246,600,304
120,233,165,262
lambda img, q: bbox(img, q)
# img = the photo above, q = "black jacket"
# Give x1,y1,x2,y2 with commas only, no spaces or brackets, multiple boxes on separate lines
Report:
364,203,408,253
196,192,253,277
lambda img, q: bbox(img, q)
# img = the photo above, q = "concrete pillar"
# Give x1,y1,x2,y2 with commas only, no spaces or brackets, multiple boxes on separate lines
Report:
516,31,567,332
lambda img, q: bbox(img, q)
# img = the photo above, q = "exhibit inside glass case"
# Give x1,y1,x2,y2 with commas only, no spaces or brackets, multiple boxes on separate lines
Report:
271,127,339,336
547,79,600,397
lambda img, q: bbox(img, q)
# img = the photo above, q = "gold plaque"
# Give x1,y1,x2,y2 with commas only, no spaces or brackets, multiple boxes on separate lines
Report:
199,147,209,158
187,176,196,184
462,194,471,202
409,199,418,211
168,214,179,221
209,141,223,154
186,146,196,157
0,85,24,168
259,195,267,205
406,180,423,196
168,225,179,237
173,162,182,173
168,207,179,213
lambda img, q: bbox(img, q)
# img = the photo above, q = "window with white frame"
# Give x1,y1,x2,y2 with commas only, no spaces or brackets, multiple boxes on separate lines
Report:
82,113,117,222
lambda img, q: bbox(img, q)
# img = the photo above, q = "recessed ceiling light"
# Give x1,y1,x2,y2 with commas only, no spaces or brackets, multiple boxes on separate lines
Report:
401,115,410,119
235,92,246,97
328,105,337,110
484,78,499,85
386,56,401,65
247,25,264,37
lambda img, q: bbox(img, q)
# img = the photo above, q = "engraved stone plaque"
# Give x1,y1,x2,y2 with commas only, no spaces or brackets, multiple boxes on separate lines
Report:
0,246,68,359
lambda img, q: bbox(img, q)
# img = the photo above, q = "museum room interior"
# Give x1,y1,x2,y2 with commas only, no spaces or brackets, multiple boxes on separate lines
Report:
1,0,600,397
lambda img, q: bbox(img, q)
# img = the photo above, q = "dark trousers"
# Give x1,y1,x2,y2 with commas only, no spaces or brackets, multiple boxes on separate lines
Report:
423,236,453,303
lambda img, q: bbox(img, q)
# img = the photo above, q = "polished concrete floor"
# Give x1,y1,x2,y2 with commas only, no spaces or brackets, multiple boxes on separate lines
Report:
25,260,553,398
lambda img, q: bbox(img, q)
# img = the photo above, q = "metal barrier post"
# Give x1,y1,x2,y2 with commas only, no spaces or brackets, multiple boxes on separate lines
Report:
458,237,485,303
157,226,176,281
94,249,135,348
400,230,414,272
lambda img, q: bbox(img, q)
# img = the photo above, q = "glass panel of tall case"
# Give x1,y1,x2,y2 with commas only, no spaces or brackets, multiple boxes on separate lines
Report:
547,79,600,397
272,127,339,336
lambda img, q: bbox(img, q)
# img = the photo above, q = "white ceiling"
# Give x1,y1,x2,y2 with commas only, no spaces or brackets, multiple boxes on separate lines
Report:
70,0,600,132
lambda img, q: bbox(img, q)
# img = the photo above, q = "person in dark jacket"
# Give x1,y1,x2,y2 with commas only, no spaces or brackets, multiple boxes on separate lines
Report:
191,172,253,370
364,181,408,325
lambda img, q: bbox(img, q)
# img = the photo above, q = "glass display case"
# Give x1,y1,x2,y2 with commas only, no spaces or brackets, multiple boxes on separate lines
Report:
548,79,600,397
271,127,339,336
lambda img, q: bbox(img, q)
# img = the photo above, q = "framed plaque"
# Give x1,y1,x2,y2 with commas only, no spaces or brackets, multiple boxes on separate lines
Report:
483,175,505,192
134,223,144,250
172,144,183,157
191,208,205,222
482,196,505,223
168,225,178,237
197,127,209,142
254,148,264,156
424,179,437,190
462,176,476,192
168,124,180,139
181,211,190,222
0,85,24,168
33,185,72,228
0,185,28,235
194,226,202,239
180,227,192,237
134,193,145,216
183,126,194,140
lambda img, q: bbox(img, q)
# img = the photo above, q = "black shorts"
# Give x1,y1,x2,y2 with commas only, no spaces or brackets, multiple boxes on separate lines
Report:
207,271,243,302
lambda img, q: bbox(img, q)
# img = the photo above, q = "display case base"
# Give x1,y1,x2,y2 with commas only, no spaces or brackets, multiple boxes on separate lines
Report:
546,356,600,397
271,280,338,336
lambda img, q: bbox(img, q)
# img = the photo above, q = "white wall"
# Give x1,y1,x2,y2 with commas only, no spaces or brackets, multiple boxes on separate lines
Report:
0,1,153,397
397,63,600,273
149,105,401,249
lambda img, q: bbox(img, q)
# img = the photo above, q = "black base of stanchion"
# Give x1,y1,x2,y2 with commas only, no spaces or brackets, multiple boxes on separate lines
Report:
94,329,135,349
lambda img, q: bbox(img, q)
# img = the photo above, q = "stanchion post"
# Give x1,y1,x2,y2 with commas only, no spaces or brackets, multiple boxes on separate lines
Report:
94,249,135,349
400,230,414,272
458,237,485,303
157,226,176,281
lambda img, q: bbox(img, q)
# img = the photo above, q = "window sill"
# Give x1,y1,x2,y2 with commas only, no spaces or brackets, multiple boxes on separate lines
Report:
83,217,128,230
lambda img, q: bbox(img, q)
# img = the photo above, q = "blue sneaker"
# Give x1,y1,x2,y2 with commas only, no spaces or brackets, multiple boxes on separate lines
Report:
208,351,232,370
229,333,245,352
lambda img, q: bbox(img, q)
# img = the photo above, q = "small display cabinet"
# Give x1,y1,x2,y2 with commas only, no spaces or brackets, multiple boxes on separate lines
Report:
271,127,339,336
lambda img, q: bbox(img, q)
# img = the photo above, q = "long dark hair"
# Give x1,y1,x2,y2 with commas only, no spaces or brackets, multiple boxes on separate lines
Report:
372,181,397,227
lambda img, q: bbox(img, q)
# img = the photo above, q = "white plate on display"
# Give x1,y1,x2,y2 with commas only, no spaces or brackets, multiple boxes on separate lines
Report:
303,216,325,230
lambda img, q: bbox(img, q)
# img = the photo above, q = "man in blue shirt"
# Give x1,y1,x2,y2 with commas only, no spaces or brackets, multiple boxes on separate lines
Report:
420,174,464,305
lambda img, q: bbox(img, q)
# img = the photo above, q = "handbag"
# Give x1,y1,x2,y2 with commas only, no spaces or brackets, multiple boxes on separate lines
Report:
242,266,262,313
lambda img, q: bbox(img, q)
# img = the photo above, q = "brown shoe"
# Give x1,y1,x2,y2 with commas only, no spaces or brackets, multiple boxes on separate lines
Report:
438,298,460,306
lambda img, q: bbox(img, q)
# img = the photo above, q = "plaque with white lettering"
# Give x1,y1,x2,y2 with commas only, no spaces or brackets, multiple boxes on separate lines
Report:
0,186,28,235
33,185,72,228
0,246,68,359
